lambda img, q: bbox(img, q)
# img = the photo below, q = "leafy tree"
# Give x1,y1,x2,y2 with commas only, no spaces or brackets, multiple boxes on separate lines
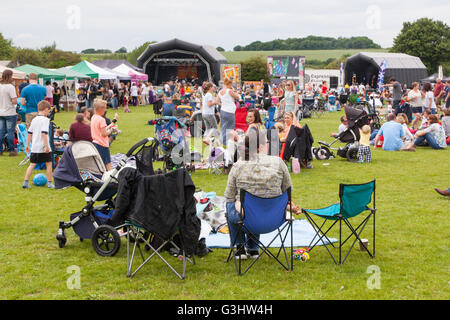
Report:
81,48,112,54
216,47,225,52
127,41,157,65
43,49,81,68
12,48,43,66
115,47,128,53
234,36,381,51
391,18,450,73
240,56,268,81
0,33,14,60
81,48,97,54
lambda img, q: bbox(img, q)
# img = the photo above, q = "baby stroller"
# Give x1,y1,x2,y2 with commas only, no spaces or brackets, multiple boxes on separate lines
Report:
54,138,157,254
313,106,369,163
148,116,195,173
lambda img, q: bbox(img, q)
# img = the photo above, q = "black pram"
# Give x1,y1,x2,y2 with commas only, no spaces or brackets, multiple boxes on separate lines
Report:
313,106,370,162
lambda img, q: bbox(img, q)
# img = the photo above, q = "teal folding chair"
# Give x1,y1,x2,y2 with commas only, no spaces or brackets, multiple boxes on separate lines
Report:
302,180,376,265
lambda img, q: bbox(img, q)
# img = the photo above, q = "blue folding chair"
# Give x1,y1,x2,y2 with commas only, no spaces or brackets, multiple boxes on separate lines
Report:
226,188,294,276
302,180,376,265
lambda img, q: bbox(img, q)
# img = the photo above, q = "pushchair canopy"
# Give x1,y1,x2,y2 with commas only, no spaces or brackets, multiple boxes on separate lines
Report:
72,141,107,176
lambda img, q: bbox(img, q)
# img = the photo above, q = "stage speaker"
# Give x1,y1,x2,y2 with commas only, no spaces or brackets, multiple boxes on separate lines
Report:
330,76,338,89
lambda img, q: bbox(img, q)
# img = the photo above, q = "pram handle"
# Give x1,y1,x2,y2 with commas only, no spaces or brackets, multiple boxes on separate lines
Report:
126,137,154,157
148,116,185,128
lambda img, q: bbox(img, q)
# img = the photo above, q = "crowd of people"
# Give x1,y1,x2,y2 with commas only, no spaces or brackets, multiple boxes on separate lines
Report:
75,79,157,112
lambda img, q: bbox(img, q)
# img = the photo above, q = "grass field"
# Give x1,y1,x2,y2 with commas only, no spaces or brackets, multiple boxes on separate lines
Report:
0,106,448,300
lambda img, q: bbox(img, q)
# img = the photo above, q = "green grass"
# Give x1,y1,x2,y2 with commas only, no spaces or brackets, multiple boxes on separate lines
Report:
222,49,388,64
0,107,449,300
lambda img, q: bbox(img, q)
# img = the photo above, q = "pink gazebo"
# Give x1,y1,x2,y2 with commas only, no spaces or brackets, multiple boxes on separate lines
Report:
113,64,148,82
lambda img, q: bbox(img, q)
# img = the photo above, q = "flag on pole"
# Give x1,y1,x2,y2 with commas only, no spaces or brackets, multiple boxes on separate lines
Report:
340,62,344,86
377,59,387,93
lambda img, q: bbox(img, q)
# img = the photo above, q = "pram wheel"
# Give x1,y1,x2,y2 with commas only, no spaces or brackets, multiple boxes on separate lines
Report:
314,146,332,160
346,146,360,163
92,225,121,257
57,224,67,248
57,237,66,248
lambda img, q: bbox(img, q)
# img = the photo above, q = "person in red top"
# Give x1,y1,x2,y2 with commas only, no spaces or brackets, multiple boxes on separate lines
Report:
69,113,93,143
434,78,445,106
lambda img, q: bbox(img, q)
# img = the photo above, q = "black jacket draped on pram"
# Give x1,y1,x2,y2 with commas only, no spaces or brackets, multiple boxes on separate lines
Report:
282,124,314,163
110,168,201,255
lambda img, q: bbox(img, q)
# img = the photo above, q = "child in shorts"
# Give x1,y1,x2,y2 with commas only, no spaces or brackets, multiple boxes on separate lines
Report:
22,100,54,189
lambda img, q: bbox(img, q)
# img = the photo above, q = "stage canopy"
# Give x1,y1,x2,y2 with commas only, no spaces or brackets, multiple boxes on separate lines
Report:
15,64,66,80
345,52,428,88
0,65,27,80
113,63,148,82
137,38,227,85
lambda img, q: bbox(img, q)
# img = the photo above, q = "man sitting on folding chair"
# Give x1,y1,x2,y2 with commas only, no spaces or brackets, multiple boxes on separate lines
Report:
224,128,294,274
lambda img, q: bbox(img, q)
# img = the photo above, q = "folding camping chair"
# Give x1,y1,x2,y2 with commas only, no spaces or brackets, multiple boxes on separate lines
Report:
124,221,195,280
301,180,376,265
226,188,294,276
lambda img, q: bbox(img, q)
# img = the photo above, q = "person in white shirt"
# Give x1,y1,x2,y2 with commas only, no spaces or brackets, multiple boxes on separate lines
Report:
406,82,425,115
22,100,54,189
0,69,18,156
423,82,437,114
218,78,240,146
130,83,138,106
142,82,150,105
201,82,219,141
331,116,348,138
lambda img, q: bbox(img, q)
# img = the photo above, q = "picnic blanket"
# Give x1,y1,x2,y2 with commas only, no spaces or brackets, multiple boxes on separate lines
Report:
206,219,337,248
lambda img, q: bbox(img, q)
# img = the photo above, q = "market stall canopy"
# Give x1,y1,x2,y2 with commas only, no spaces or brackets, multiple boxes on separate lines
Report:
102,67,132,81
113,63,148,81
0,65,27,80
345,52,428,88
56,67,91,80
71,61,118,80
15,64,66,80
92,59,144,72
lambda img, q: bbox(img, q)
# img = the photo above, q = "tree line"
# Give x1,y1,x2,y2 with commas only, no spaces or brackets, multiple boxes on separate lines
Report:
233,36,381,51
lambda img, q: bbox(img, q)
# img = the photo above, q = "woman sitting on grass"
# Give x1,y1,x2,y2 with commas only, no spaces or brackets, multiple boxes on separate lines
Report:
406,115,447,150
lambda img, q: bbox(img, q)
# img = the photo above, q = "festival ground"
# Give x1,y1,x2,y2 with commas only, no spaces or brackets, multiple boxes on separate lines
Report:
0,106,448,300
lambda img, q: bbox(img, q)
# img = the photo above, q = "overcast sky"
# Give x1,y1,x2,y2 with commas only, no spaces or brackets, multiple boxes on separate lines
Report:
1,0,449,52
